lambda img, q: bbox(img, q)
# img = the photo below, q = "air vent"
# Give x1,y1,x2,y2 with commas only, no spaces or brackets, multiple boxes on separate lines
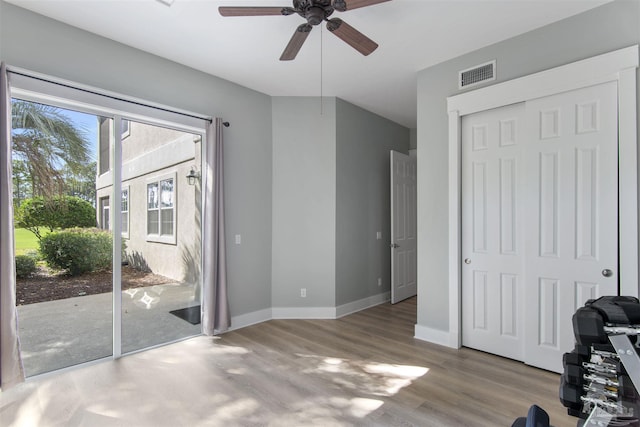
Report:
459,60,496,90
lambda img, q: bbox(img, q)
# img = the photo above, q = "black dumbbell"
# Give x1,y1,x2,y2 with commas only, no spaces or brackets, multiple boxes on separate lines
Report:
563,349,587,368
563,364,586,386
560,375,584,410
573,306,607,346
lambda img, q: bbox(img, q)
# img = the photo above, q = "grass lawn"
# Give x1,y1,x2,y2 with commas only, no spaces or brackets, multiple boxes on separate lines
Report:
14,228,47,256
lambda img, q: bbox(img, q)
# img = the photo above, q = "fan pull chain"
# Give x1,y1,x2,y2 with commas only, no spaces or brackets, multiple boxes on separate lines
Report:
320,24,324,116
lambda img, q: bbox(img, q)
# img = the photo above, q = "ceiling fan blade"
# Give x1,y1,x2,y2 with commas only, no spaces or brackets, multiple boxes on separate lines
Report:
219,6,292,17
280,24,312,61
326,18,378,56
334,0,391,12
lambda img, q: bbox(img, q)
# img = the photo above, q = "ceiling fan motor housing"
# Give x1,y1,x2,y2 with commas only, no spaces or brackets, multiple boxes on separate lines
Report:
293,0,336,25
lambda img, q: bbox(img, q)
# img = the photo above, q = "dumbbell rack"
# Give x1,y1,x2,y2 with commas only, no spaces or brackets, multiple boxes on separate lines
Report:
560,297,640,427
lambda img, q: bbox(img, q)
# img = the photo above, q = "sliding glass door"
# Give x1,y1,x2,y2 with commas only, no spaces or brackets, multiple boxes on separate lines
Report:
12,89,204,377
13,100,113,376
117,119,202,354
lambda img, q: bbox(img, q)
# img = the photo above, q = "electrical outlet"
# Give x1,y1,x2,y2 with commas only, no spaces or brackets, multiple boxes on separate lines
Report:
235,234,241,244
377,278,382,286
300,288,307,298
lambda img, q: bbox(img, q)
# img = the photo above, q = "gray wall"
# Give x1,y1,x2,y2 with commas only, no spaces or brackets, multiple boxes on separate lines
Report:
335,99,409,306
1,1,274,319
272,97,337,308
416,0,640,332
272,97,410,310
0,1,3,59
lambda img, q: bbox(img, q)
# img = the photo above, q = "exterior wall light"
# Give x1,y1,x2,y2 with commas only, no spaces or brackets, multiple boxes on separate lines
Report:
186,167,200,186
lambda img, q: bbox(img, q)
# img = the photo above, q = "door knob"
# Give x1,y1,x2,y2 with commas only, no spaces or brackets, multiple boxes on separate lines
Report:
602,269,613,278
390,243,399,249
464,258,471,265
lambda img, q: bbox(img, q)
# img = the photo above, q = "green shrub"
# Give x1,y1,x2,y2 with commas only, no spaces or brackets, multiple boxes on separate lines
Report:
39,228,113,276
23,249,40,261
15,254,37,278
15,196,96,240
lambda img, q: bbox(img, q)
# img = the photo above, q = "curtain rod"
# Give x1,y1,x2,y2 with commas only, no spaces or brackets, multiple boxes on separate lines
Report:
7,66,215,124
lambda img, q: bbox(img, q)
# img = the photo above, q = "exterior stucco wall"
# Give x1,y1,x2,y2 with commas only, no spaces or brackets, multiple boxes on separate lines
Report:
95,121,202,282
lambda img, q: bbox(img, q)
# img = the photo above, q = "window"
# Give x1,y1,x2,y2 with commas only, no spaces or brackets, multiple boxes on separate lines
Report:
98,117,110,175
121,187,129,239
99,196,110,231
147,173,176,244
97,119,127,176
121,119,130,139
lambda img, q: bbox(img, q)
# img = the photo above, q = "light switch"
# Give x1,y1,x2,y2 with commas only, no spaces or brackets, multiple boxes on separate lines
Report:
235,234,241,244
376,231,382,240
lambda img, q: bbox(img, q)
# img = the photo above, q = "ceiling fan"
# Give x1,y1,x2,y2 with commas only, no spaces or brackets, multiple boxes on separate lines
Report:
219,0,391,61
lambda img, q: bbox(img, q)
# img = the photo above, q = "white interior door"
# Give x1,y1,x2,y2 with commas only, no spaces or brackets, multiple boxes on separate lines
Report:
461,103,526,361
462,82,619,372
390,151,417,304
523,81,619,372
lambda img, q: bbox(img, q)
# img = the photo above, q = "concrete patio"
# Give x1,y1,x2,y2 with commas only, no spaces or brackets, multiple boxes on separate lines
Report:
16,282,202,377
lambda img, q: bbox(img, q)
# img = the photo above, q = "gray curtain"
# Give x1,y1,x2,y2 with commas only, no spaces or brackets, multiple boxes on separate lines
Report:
0,63,25,389
201,118,230,335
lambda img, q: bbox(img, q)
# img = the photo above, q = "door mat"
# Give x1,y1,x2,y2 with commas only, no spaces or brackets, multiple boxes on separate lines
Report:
169,305,201,325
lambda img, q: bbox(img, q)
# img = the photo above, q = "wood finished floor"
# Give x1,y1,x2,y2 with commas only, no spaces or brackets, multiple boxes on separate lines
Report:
0,297,576,426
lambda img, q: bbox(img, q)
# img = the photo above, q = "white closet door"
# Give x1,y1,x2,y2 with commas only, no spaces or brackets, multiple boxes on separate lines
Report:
461,81,619,372
523,81,619,373
462,103,526,361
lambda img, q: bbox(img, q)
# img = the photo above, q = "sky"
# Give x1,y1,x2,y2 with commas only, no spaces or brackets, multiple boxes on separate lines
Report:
60,108,99,157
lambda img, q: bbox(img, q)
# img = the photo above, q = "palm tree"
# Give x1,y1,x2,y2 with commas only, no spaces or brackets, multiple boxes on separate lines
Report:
11,100,91,198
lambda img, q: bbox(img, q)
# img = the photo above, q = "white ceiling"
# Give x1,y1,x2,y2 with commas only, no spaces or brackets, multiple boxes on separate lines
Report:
7,0,611,128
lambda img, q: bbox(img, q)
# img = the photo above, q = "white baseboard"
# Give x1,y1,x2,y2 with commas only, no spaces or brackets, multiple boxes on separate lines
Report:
228,308,272,332
272,307,336,319
414,324,458,349
225,294,392,333
336,292,390,318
